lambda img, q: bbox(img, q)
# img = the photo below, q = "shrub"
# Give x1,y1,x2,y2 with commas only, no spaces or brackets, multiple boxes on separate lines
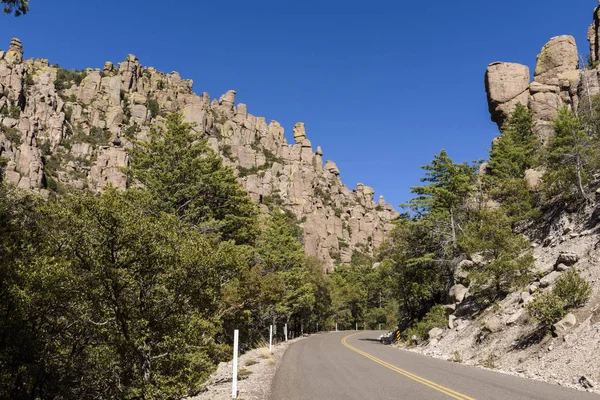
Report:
38,139,51,156
24,74,34,87
8,105,20,119
553,269,591,309
405,305,447,342
3,126,22,147
54,68,87,91
526,291,566,329
147,98,160,118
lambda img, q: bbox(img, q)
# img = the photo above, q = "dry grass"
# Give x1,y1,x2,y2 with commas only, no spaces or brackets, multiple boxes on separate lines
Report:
238,368,252,378
245,359,258,366
266,359,276,366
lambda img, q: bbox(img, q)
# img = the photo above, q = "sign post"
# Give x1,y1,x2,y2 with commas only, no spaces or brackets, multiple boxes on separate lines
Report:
284,323,288,341
232,329,239,399
269,325,273,353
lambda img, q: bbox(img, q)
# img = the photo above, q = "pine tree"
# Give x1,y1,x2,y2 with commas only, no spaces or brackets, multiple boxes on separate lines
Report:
458,208,533,298
409,149,477,252
128,113,259,245
486,103,537,182
543,107,597,202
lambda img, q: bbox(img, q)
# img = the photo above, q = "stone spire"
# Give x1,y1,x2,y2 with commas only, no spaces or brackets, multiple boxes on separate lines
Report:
5,38,23,63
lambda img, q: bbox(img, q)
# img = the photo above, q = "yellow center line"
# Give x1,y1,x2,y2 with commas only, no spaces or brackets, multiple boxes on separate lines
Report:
341,333,476,400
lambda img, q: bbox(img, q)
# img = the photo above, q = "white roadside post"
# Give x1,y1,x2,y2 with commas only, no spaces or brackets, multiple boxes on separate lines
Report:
284,323,288,341
316,322,319,333
356,322,358,331
379,323,381,330
269,325,273,353
335,323,338,332
232,329,239,399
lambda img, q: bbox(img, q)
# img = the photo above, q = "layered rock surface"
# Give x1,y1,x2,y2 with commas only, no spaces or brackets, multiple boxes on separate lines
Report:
0,39,397,270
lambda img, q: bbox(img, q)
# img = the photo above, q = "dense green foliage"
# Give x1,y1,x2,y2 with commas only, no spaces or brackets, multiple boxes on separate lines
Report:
527,268,592,330
0,114,339,398
128,114,259,245
484,104,540,223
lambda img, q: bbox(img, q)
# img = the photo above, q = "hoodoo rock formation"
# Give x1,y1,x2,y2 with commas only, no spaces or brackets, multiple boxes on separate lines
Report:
485,35,580,143
0,40,397,270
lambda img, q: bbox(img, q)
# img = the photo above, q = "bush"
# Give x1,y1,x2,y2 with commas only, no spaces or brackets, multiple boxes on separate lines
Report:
526,291,566,329
3,126,22,147
54,68,87,91
147,98,160,118
553,269,591,309
405,305,447,342
8,105,21,119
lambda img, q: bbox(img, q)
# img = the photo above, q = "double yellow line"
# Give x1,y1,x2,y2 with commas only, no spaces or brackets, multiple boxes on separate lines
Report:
341,333,475,400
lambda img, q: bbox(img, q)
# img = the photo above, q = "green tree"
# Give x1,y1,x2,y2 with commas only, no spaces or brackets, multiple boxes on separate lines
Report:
128,113,259,245
486,104,537,181
458,208,533,298
484,104,540,223
408,149,477,252
1,189,247,398
543,107,597,203
377,217,451,322
2,0,27,16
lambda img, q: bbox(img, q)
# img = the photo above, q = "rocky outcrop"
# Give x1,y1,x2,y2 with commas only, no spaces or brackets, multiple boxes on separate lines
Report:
485,62,530,126
0,38,397,270
485,35,581,143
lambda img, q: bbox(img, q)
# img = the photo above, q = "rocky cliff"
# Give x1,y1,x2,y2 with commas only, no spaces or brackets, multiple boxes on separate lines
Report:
0,39,397,270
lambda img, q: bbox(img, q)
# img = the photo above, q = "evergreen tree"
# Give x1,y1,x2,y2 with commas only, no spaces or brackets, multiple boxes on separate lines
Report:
408,149,477,252
543,107,597,203
458,208,533,299
484,104,540,223
128,113,259,245
486,103,537,182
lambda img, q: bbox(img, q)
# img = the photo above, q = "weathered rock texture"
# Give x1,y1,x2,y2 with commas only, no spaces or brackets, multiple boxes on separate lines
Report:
485,35,581,143
0,39,397,270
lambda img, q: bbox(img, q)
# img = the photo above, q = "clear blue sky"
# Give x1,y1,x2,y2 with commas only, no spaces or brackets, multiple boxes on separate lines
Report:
0,1,595,209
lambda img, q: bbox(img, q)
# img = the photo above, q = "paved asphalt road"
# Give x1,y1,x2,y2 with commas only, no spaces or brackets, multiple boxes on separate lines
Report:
270,330,600,400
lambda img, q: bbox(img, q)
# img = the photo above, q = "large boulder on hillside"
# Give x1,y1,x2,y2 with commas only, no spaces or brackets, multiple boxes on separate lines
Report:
485,62,530,126
449,284,468,303
557,252,579,266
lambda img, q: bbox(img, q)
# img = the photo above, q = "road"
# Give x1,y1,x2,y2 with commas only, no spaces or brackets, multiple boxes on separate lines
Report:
270,330,600,400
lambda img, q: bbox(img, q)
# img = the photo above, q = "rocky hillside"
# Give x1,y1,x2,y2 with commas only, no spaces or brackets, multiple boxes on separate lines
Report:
0,40,397,270
404,1,600,392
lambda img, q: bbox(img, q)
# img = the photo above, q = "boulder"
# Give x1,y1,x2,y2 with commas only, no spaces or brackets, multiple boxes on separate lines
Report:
454,260,472,283
482,316,503,333
540,271,562,288
528,282,540,294
556,263,570,272
449,284,468,303
428,327,443,340
485,62,530,126
520,291,534,305
557,252,579,266
554,313,577,335
448,315,457,329
293,122,306,143
324,160,340,175
534,36,579,84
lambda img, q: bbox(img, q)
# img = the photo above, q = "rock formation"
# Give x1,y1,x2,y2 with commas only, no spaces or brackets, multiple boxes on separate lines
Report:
0,38,397,270
485,35,580,143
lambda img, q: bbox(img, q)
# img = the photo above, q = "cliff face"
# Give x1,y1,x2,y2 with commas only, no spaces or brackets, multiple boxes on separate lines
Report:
0,39,397,270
